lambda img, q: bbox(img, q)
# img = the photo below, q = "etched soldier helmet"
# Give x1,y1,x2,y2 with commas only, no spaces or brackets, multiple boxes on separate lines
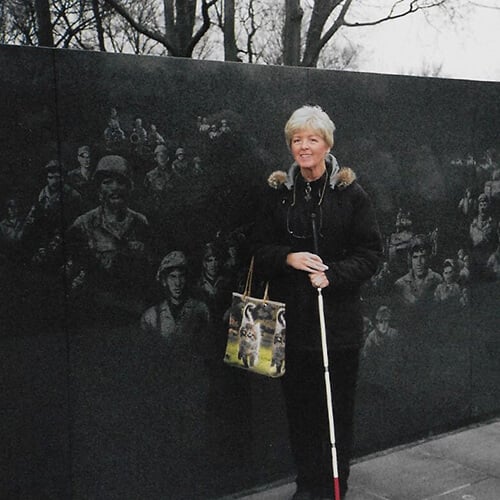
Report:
78,145,90,156
44,159,63,173
156,250,187,280
93,155,133,189
375,306,391,321
154,144,168,155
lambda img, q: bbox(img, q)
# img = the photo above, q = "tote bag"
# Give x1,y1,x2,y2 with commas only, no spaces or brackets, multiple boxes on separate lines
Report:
223,258,286,378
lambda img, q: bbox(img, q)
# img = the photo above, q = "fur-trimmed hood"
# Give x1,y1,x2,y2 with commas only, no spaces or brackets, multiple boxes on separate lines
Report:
267,154,356,191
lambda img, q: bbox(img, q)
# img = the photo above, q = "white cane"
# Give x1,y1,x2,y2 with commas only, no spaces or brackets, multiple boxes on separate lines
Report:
317,287,341,500
312,212,341,500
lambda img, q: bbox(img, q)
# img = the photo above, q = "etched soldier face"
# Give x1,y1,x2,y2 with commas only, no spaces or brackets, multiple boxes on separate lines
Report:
163,268,187,303
7,203,18,218
443,265,455,284
203,254,219,280
155,149,169,167
410,249,428,278
376,317,389,335
49,234,62,252
99,175,128,209
47,171,61,193
78,151,90,169
478,198,488,214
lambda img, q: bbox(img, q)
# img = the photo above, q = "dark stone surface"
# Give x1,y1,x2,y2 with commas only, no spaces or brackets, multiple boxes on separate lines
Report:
0,44,498,498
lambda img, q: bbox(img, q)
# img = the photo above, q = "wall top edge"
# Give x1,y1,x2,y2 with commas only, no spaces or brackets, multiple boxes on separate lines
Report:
0,42,498,86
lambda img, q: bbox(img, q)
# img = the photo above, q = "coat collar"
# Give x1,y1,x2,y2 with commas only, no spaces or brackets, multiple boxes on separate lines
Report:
268,154,356,191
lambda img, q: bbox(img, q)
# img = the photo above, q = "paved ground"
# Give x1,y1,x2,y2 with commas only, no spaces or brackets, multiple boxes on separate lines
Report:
223,418,499,500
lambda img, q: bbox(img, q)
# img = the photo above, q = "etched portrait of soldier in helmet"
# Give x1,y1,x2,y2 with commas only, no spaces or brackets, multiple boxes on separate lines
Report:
143,145,172,204
29,159,82,241
140,250,210,343
67,155,152,320
171,147,189,176
66,145,94,207
362,305,399,356
140,250,212,479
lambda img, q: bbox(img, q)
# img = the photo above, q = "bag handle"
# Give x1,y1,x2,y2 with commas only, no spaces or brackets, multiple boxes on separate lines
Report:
243,256,270,303
243,256,255,297
263,282,270,303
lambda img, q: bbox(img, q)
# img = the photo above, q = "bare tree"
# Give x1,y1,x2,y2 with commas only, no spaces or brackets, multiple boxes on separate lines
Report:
0,0,479,76
287,0,449,67
213,0,240,61
238,0,259,62
1,0,111,50
101,0,164,54
283,0,302,66
2,0,38,46
2,0,55,47
92,0,106,50
101,0,219,57
230,0,284,65
51,0,103,49
35,0,54,46
223,0,239,61
217,0,454,70
0,1,8,43
317,36,361,71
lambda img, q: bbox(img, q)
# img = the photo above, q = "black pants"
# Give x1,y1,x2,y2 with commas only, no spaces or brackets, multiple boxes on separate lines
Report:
282,348,360,498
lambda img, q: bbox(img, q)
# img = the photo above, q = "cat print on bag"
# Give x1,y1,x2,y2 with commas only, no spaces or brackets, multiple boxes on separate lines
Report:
271,307,286,374
237,302,261,368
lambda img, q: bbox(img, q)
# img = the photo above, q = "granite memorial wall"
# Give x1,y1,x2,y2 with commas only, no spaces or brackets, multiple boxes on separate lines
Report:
0,44,499,498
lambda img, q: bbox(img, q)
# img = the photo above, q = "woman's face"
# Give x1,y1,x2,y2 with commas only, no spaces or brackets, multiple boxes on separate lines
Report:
290,128,330,176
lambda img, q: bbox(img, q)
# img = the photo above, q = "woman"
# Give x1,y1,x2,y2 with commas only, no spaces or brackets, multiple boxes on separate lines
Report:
252,105,382,499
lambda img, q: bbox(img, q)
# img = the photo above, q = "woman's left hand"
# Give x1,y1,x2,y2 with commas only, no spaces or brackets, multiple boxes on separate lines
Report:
309,271,330,289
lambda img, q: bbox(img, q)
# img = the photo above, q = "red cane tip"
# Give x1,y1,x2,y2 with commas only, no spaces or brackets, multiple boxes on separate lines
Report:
333,477,341,500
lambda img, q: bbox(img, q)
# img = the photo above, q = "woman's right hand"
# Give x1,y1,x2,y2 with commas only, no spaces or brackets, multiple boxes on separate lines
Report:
286,252,328,273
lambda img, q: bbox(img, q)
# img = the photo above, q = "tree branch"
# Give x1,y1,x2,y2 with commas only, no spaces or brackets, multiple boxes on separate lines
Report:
102,0,177,53
187,0,218,56
301,0,352,67
343,0,447,28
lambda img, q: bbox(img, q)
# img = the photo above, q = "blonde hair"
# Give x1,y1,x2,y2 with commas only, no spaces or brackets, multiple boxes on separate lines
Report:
284,105,335,149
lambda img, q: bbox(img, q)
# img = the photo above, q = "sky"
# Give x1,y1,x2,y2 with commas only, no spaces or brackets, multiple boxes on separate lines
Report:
344,1,500,82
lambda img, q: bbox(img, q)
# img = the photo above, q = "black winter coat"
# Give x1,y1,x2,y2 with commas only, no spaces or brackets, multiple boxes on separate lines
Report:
252,158,382,351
